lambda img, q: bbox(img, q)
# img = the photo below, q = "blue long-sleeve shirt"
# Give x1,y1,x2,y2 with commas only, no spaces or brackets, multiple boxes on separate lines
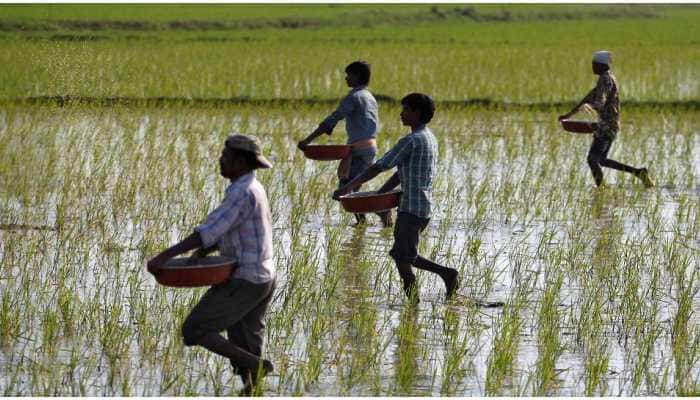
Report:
194,172,275,284
321,85,379,146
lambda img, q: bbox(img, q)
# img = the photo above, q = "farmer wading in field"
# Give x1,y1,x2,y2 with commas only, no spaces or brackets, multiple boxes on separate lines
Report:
334,93,459,303
298,60,391,227
147,135,275,395
559,50,654,188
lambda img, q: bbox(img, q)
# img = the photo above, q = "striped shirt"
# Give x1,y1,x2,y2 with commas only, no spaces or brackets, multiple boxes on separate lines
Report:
375,125,437,219
195,172,274,284
321,85,379,147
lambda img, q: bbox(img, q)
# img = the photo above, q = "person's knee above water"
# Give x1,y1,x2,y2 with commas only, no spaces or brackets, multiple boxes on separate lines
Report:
558,50,654,188
333,93,459,303
147,134,276,394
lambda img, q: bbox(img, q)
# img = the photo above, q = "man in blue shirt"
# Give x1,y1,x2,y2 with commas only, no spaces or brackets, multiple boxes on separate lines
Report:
333,93,459,303
299,60,389,226
148,135,275,394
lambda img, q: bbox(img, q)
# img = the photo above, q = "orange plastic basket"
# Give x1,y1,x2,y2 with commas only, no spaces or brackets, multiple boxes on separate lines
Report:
302,145,351,161
339,190,401,213
560,119,597,134
151,256,236,288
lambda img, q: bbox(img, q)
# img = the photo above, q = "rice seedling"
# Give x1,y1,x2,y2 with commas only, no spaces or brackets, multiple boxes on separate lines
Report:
485,267,533,395
393,306,420,395
0,4,698,396
533,270,564,395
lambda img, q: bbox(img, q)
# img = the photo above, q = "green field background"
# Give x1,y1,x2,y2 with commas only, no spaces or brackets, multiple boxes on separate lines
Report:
1,4,698,103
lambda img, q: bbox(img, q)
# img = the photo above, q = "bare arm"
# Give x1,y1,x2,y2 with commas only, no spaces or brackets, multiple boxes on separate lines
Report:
333,163,383,199
297,125,331,149
376,172,400,194
559,94,591,120
560,79,604,121
299,94,355,149
189,243,219,261
147,232,204,272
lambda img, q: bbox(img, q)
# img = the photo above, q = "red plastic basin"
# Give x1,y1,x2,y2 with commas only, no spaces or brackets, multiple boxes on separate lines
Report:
302,145,351,161
560,119,597,134
339,190,401,213
151,256,236,287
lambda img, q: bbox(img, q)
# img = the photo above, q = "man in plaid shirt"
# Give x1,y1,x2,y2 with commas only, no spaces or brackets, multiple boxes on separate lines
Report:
333,93,459,303
148,135,275,394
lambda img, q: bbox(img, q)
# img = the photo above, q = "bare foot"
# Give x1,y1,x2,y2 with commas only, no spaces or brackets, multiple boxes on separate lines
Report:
443,269,459,300
403,280,420,304
636,167,655,188
353,214,367,226
238,359,274,396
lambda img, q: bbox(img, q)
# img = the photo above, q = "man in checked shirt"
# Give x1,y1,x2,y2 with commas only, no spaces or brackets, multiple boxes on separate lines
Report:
147,135,275,394
559,50,654,188
333,93,459,303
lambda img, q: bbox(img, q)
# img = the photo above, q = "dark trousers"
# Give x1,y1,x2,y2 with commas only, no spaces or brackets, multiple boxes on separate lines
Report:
587,134,640,186
182,277,276,377
389,212,453,289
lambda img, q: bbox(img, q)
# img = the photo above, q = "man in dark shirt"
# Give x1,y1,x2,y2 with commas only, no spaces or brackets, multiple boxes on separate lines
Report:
559,51,654,188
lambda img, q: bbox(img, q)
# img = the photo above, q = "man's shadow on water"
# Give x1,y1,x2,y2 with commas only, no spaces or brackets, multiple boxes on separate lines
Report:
591,189,611,218
338,226,454,395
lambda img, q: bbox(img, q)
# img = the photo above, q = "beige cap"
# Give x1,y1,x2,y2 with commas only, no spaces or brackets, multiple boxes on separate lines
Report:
592,50,612,66
225,134,272,169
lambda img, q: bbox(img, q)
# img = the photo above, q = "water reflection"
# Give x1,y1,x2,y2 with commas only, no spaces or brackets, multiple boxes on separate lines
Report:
583,190,615,395
2,107,698,396
337,225,379,394
393,305,420,395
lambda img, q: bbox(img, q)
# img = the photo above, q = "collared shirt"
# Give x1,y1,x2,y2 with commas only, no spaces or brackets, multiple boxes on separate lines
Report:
375,125,437,219
321,85,379,146
195,172,275,284
581,71,620,137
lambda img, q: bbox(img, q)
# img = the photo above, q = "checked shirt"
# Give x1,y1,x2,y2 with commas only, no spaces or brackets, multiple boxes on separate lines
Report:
376,124,437,219
195,172,275,284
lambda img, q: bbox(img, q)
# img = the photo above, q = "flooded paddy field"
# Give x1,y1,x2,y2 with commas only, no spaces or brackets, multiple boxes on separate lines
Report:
0,103,698,396
1,3,699,396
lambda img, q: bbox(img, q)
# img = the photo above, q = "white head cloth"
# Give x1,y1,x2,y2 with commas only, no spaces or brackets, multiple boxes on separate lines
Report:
592,51,612,66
